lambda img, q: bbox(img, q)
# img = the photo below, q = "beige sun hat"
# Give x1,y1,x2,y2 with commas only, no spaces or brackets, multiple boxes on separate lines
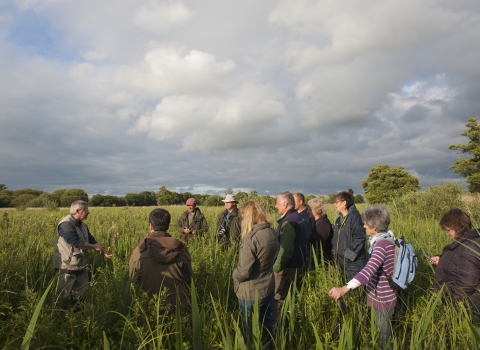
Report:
222,194,237,203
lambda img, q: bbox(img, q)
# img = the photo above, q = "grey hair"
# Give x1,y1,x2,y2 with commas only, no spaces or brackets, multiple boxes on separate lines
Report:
70,200,88,214
361,204,390,232
278,191,295,208
308,197,327,217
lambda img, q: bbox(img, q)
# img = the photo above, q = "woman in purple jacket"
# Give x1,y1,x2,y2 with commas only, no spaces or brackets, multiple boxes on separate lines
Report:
328,204,396,347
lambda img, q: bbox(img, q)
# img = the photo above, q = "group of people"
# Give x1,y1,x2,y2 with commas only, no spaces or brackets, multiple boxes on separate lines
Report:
54,191,480,347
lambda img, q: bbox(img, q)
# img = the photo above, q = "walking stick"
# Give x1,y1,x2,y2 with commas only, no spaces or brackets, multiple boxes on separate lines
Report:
337,297,348,338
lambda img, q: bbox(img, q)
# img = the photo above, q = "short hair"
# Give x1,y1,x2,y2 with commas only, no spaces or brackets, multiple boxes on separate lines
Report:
294,193,305,202
278,191,295,208
440,208,472,238
335,189,355,209
361,204,390,233
149,208,171,232
239,200,272,240
308,197,327,217
70,200,88,215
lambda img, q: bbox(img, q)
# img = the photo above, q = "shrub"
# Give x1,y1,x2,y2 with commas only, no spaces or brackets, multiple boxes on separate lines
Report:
393,183,464,219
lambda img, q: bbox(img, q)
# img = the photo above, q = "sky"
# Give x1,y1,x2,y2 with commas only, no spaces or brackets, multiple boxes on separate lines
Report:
1,0,480,197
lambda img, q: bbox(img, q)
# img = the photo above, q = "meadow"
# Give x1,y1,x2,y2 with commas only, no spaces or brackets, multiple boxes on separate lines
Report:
1,192,480,349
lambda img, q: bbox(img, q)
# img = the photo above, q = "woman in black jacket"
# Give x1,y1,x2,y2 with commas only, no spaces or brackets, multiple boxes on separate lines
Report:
430,208,480,320
331,189,367,280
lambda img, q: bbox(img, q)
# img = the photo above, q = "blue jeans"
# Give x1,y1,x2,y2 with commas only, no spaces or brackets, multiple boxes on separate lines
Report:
238,293,275,345
373,308,393,349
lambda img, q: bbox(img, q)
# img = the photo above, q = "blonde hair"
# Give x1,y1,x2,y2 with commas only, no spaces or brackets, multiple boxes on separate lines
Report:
239,200,272,240
307,197,327,217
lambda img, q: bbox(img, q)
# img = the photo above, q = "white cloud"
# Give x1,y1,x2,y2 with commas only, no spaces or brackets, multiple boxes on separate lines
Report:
114,46,236,96
132,1,192,33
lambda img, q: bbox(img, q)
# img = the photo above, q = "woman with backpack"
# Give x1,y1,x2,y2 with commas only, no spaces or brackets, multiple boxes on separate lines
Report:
430,208,480,321
328,204,397,348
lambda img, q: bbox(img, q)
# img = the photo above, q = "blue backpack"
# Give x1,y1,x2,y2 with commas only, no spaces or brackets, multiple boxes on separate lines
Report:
379,236,417,292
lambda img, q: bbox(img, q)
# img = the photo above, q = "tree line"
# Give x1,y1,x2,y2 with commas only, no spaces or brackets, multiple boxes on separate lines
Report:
1,116,479,209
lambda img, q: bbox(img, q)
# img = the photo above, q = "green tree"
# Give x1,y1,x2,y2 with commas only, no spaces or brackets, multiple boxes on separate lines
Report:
448,117,480,192
361,164,420,204
60,189,89,207
327,194,336,204
0,184,7,190
354,194,365,203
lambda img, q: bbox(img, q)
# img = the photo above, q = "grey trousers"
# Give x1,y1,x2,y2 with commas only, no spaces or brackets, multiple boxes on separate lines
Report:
57,269,89,307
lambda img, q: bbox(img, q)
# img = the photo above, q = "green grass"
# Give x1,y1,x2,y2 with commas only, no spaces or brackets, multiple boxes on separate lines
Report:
0,202,479,349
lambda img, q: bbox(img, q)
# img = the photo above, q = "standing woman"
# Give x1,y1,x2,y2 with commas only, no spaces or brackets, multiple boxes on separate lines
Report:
430,208,480,320
329,204,397,347
307,197,334,263
331,189,367,280
232,200,279,343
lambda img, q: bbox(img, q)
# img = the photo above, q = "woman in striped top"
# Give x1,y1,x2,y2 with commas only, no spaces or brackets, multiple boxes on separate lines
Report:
328,204,396,348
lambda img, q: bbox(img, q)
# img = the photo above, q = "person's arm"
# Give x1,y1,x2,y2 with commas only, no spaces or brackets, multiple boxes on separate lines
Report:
273,222,295,273
230,215,242,240
344,212,366,261
232,238,256,282
450,252,480,299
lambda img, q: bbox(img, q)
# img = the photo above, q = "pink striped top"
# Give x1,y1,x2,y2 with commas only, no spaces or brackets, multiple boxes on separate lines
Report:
354,239,397,311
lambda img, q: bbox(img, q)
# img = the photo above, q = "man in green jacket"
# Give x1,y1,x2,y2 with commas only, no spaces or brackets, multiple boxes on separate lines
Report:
216,194,242,246
175,198,209,242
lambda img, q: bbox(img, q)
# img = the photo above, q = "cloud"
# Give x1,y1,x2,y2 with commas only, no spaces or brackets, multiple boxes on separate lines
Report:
114,46,236,97
132,1,192,34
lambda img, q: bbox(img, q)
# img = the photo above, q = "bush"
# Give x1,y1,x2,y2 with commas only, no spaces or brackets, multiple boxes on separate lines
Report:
26,193,57,208
393,183,464,219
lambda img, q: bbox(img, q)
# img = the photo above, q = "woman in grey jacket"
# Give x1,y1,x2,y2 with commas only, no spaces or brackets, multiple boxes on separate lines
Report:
232,200,279,345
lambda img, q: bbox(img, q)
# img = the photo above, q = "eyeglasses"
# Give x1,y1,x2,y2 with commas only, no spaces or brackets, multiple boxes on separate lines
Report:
334,200,344,204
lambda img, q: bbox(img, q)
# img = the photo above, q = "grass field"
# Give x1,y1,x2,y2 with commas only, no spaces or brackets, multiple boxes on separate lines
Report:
0,200,479,349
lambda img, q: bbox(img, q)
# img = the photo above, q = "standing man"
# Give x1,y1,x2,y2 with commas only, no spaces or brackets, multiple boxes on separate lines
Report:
273,191,306,320
216,194,242,245
294,193,314,265
129,208,192,313
54,200,112,307
175,198,209,242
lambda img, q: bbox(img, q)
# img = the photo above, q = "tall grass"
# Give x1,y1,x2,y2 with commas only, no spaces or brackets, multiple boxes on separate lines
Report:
0,195,479,349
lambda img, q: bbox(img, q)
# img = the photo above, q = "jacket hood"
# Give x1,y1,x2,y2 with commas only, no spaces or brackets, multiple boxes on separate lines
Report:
138,231,185,264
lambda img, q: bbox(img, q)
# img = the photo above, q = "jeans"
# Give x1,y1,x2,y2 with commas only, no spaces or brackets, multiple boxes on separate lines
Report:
373,308,394,349
238,293,275,346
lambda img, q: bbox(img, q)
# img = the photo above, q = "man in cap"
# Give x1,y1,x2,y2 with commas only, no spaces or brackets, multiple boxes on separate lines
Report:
216,194,242,245
175,198,208,242
129,208,192,314
54,200,112,307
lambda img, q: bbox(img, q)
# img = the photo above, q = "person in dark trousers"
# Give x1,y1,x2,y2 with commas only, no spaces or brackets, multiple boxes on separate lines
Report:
54,200,112,308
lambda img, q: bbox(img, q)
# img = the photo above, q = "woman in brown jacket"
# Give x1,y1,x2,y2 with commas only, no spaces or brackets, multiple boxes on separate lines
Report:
232,200,279,344
430,208,480,320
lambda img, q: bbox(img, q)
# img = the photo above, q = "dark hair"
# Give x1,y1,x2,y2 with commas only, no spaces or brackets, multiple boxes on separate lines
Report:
149,208,171,232
335,189,355,209
361,204,390,232
439,208,472,238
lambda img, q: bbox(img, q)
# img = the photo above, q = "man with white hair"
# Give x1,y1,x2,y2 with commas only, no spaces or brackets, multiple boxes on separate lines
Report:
216,194,242,245
273,191,306,319
54,200,112,307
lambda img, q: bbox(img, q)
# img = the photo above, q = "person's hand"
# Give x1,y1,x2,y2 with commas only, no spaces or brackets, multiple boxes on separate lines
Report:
192,230,197,235
274,272,278,277
183,228,190,234
430,256,440,266
96,245,112,258
328,286,350,301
